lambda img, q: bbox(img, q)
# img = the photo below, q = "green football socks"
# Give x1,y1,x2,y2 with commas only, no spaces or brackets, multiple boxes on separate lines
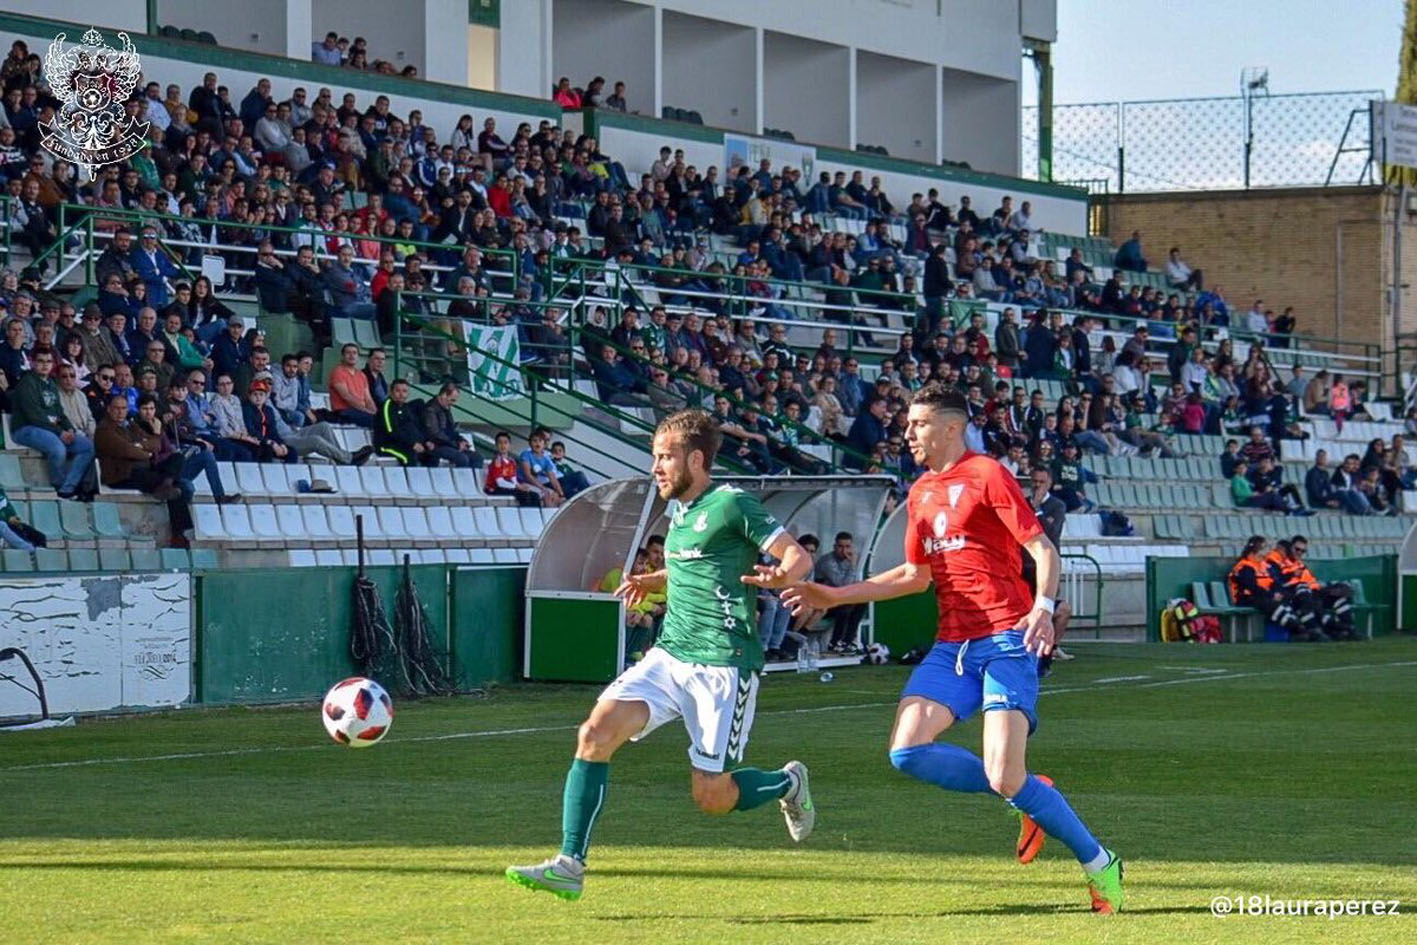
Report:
559,759,609,863
731,766,793,811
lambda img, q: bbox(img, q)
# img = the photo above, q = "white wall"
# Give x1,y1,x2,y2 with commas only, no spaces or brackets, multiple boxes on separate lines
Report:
855,50,935,163
499,0,550,99
941,67,1021,176
552,0,654,110
155,0,288,55
763,31,849,146
312,0,424,73
662,11,754,131
594,123,720,182
4,0,147,33
422,0,466,84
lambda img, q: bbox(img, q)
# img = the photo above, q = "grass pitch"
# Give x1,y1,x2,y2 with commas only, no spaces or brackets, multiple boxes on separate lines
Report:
2,638,1415,944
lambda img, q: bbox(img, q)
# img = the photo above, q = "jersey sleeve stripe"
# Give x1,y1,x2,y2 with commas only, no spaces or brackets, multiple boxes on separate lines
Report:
758,526,788,552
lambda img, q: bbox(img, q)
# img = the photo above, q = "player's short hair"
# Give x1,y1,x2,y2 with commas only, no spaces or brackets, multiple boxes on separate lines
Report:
645,534,664,548
910,382,968,417
655,409,721,468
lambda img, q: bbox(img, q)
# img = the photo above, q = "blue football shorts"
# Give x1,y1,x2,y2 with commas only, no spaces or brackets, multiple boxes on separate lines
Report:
899,628,1040,733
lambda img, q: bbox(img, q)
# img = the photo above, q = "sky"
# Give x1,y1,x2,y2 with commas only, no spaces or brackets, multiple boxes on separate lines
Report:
1030,0,1404,106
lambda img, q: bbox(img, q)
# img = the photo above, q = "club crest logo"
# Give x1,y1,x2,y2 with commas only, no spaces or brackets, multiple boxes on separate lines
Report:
40,28,149,180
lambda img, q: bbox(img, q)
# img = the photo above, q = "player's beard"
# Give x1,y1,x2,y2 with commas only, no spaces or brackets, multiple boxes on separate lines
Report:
658,465,693,500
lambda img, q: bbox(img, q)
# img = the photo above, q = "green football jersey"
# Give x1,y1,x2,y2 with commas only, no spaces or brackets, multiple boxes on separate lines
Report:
659,483,785,671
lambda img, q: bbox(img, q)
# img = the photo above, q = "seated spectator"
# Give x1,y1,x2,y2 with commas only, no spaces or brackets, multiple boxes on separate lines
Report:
1329,452,1373,515
1240,425,1274,466
372,378,428,466
1164,247,1202,291
0,484,43,551
327,343,378,427
158,379,238,502
56,360,95,439
95,393,194,548
1114,230,1147,272
421,383,481,469
1359,466,1395,516
1050,441,1096,512
518,429,564,507
323,244,377,321
1229,459,1286,511
591,343,650,407
1219,438,1242,479
1305,449,1348,512
549,439,590,498
9,348,96,499
210,316,251,381
485,430,543,506
241,381,298,463
1247,456,1307,513
815,532,865,654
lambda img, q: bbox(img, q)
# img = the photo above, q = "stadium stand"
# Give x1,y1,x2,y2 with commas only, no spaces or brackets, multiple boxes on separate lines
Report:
0,24,1409,610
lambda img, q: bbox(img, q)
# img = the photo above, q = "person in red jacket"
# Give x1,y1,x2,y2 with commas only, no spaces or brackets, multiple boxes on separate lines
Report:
484,430,542,506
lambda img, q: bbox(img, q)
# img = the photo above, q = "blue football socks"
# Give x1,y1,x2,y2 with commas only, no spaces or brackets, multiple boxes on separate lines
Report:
1007,773,1104,866
888,743,993,793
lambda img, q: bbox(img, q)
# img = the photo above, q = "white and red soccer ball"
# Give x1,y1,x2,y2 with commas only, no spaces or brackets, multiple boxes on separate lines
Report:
321,677,394,747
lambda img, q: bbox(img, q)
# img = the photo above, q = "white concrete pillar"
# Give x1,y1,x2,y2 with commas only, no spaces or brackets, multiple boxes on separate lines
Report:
754,26,764,134
285,0,313,62
652,4,663,119
847,46,857,149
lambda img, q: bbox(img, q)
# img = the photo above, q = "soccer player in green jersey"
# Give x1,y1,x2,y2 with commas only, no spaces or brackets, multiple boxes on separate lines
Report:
507,409,818,901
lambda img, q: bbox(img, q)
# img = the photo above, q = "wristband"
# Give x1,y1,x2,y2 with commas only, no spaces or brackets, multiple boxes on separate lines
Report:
1034,595,1056,614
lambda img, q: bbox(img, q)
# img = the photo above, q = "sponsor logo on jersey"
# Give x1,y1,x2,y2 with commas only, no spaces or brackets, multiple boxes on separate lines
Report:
923,535,967,555
666,548,704,560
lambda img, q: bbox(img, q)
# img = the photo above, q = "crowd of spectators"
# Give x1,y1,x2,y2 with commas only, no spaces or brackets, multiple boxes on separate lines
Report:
1,33,1400,535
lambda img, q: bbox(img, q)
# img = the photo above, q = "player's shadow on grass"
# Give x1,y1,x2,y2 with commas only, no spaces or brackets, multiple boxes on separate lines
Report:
591,905,1220,922
0,859,1228,893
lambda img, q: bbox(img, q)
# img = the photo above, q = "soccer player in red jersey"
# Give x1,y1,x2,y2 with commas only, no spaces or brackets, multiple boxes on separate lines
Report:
783,384,1124,913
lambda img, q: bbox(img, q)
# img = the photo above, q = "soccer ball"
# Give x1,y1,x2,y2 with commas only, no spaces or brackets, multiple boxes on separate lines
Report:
321,677,394,747
865,642,891,665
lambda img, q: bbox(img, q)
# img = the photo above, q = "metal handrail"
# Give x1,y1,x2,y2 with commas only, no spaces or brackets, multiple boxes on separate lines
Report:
1059,552,1105,637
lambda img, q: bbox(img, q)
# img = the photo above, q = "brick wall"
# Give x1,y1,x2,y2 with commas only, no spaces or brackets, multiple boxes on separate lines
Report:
1102,186,1387,351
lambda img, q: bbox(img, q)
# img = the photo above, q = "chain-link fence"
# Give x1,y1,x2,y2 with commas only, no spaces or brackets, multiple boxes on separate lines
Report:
1022,90,1383,192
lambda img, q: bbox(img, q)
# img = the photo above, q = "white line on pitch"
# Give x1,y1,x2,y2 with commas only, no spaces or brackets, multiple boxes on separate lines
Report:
0,660,1413,773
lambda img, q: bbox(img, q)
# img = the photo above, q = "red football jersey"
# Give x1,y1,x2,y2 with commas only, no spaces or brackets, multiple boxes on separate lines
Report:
904,452,1043,642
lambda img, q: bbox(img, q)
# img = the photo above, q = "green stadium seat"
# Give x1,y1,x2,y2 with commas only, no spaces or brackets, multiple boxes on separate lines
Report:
330,318,358,346
27,501,63,541
0,453,26,490
34,548,67,571
91,502,126,540
59,501,96,541
353,319,382,350
160,548,191,570
99,548,132,571
131,549,163,571
66,548,98,570
2,548,34,571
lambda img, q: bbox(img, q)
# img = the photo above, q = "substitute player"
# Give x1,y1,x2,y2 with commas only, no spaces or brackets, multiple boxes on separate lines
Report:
783,385,1124,914
507,410,817,901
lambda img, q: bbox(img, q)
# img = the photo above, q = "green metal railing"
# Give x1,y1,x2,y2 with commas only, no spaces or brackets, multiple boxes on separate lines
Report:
389,285,883,477
43,201,520,292
388,301,756,479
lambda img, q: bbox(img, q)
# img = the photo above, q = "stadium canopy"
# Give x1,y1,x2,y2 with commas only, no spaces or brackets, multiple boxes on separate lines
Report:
524,475,894,682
